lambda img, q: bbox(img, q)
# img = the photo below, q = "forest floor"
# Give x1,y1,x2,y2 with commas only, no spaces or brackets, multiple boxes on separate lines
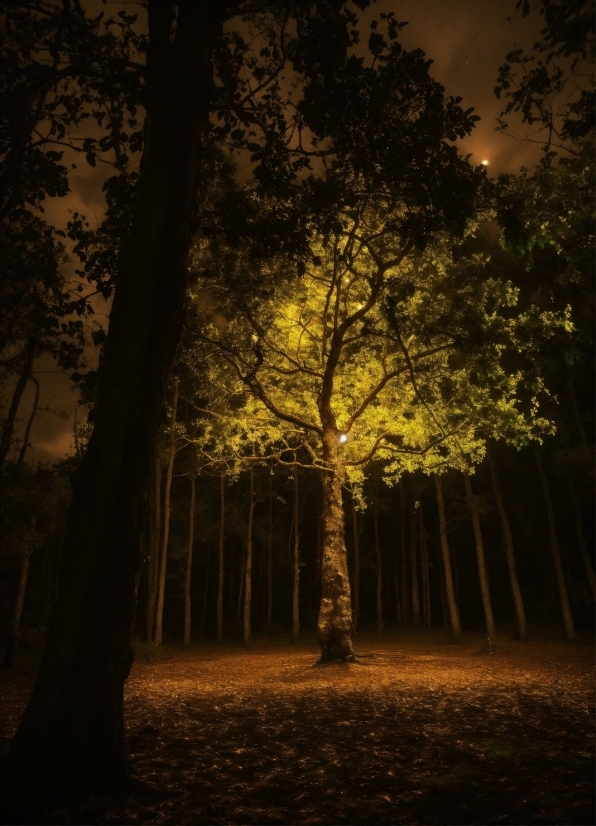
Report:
0,630,594,825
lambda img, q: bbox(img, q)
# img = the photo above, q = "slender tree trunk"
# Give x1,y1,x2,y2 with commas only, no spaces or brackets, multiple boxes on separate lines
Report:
463,472,496,641
243,466,254,646
146,454,161,643
419,505,431,630
291,466,300,643
266,472,273,631
236,544,246,626
399,479,408,624
567,479,595,598
434,474,461,640
183,472,196,649
0,337,36,469
201,543,211,639
534,449,575,640
317,428,354,662
16,375,40,466
154,378,178,647
2,5,235,797
487,448,527,639
410,503,421,628
351,496,360,631
374,493,383,635
217,472,225,644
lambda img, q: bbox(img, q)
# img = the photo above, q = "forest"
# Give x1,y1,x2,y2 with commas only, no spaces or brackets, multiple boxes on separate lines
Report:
0,1,594,824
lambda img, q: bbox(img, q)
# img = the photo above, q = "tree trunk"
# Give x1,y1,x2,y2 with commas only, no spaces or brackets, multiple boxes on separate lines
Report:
146,454,161,643
374,493,383,635
154,378,178,647
1,5,229,796
419,504,431,630
410,503,421,628
183,472,196,649
16,375,40,466
317,429,353,661
463,472,496,641
217,472,225,644
433,474,461,640
266,471,273,631
534,449,575,640
291,465,300,643
2,544,32,668
567,479,595,599
243,466,254,646
201,542,211,639
487,448,527,639
399,479,408,625
0,336,36,469
351,495,360,631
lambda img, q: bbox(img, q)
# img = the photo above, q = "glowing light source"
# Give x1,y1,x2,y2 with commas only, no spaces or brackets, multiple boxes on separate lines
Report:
338,433,348,444
481,160,489,166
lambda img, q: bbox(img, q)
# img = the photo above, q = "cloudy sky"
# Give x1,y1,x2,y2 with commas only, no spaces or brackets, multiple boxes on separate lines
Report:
9,0,544,464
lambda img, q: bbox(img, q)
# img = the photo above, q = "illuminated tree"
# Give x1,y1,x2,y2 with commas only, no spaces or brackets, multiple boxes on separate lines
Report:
191,204,559,661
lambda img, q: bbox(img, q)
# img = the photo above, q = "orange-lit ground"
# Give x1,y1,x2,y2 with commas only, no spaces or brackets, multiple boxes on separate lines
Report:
1,631,594,824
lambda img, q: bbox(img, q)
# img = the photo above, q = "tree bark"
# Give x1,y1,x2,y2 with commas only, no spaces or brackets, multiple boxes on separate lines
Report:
399,479,408,625
0,336,36,469
16,375,40,466
266,471,273,631
183,471,196,649
567,478,595,599
291,465,300,643
1,3,231,796
463,472,496,641
534,448,575,640
351,495,360,631
374,492,383,635
217,472,225,644
243,466,254,646
2,539,32,668
410,503,421,628
487,448,527,639
419,504,431,630
317,428,354,661
154,378,178,647
433,474,461,640
146,454,161,643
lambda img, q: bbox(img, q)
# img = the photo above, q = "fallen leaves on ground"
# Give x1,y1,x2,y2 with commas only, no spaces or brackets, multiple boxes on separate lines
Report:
1,632,594,824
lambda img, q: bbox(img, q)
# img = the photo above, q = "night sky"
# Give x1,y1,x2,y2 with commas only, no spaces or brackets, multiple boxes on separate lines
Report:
11,0,543,464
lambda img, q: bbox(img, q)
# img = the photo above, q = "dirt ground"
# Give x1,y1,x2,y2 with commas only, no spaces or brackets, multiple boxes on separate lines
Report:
1,631,594,825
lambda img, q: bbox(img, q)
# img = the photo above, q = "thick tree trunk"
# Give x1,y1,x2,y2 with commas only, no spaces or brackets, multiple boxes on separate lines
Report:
351,496,360,631
217,473,225,644
266,472,273,631
410,504,421,628
567,479,595,599
243,467,254,646
487,448,527,639
374,494,383,635
183,472,196,649
433,474,461,640
154,378,178,647
16,375,40,466
463,472,496,641
317,429,354,662
291,466,300,643
1,4,229,797
534,449,575,640
146,454,161,643
0,336,36,469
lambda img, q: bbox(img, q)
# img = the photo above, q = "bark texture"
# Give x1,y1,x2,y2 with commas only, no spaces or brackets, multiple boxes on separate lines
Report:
243,467,254,646
374,495,383,635
0,336,36,469
351,497,360,631
1,2,231,796
183,472,196,649
217,472,225,644
317,430,353,661
291,466,300,643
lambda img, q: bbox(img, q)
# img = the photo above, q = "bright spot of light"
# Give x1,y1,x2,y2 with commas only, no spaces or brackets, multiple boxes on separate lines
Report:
481,160,489,166
339,433,348,444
